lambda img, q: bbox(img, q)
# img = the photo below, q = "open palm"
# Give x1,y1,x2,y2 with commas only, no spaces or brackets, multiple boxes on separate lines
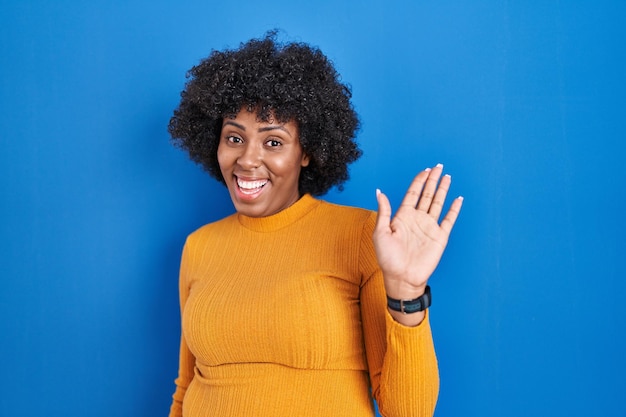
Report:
373,165,463,300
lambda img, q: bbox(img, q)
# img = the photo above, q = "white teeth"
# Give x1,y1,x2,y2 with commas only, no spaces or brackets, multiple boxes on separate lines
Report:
237,178,268,191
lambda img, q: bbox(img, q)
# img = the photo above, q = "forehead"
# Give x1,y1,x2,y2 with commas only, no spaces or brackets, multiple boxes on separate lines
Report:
223,108,298,131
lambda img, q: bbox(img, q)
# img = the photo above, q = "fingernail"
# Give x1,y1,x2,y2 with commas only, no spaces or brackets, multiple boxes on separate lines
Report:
376,188,381,196
436,163,443,168
425,168,431,172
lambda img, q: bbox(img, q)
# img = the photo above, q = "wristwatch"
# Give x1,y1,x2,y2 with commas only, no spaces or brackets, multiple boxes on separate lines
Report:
386,285,431,314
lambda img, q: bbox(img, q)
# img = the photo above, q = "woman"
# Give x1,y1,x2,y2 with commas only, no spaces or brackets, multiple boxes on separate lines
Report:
168,33,463,417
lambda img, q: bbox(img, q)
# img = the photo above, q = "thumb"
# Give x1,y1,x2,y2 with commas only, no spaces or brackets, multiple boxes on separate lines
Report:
375,189,392,234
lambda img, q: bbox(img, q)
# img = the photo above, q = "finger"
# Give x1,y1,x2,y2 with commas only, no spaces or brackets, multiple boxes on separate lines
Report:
398,169,430,209
416,163,444,212
374,189,392,234
440,196,464,234
428,174,451,220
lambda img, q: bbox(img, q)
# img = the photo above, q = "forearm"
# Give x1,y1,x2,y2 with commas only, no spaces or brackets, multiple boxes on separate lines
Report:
377,311,439,417
360,270,439,417
388,308,426,327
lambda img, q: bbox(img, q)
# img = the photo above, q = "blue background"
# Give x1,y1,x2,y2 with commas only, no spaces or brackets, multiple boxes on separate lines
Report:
1,1,625,416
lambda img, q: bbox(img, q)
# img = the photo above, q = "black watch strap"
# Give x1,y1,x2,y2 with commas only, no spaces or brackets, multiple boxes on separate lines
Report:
387,285,431,314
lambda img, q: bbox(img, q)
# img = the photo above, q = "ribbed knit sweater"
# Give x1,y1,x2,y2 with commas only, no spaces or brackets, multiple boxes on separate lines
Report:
169,194,439,417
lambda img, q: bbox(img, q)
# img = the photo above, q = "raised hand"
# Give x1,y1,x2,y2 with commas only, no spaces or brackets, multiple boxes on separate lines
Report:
373,164,463,325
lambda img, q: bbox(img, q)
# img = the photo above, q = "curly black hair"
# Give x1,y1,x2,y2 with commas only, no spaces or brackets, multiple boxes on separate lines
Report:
168,31,361,196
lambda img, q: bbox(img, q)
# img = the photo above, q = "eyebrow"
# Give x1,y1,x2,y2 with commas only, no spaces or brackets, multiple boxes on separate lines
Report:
223,121,292,137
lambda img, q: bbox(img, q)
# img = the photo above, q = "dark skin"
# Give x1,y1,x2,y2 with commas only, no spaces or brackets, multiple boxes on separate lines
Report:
217,108,309,218
375,164,463,326
217,108,464,327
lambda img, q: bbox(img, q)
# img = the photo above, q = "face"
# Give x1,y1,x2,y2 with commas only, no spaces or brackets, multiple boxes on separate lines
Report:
217,108,310,218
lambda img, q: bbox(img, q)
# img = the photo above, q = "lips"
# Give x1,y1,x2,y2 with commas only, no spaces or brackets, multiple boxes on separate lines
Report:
236,177,268,195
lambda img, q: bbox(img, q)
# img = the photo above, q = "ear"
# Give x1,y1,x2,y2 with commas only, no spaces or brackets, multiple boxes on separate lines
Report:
301,153,310,167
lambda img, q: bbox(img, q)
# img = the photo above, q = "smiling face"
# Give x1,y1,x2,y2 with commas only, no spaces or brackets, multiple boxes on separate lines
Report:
217,108,310,218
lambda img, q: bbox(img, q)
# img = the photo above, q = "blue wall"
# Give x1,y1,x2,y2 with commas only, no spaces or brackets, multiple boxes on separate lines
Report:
1,1,624,416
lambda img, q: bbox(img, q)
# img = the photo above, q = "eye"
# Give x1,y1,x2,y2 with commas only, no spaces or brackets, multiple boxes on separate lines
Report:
226,135,243,144
266,139,282,147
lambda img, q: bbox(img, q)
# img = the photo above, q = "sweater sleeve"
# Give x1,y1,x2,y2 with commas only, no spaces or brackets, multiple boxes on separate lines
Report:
169,239,196,417
359,212,439,417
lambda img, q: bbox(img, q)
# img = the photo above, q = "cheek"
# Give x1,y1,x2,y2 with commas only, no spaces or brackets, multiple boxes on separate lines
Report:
272,156,302,177
216,144,229,171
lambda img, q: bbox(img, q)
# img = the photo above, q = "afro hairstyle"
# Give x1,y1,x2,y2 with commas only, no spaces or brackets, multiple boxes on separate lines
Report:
168,31,362,196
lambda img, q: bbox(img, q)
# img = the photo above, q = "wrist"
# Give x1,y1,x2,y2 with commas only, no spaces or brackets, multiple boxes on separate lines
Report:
387,285,432,314
384,279,429,301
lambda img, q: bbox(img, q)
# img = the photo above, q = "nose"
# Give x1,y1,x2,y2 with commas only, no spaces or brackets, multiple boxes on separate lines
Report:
237,142,262,169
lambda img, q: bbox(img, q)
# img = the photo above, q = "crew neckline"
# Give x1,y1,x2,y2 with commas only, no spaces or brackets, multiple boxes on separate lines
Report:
236,194,321,232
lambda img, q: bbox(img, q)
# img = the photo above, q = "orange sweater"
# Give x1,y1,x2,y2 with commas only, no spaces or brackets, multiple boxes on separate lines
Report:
169,195,439,417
